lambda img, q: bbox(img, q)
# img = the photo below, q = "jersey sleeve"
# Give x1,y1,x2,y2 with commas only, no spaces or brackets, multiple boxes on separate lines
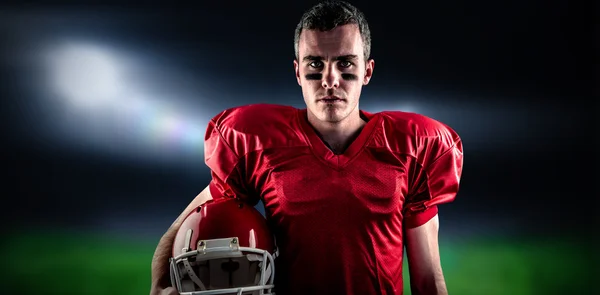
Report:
403,122,464,229
204,111,260,206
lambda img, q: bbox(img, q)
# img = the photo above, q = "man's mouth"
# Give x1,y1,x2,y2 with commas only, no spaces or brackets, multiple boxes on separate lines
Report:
318,96,344,103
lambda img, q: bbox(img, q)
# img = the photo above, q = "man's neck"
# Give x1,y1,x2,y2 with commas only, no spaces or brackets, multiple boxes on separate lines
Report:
307,109,367,155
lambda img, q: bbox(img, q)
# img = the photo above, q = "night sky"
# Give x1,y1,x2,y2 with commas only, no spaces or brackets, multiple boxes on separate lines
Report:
1,0,593,244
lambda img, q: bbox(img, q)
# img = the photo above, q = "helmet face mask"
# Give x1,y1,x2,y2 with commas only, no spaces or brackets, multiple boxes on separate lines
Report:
170,198,277,295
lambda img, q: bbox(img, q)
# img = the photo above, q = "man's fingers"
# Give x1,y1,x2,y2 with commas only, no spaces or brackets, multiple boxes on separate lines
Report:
160,287,179,295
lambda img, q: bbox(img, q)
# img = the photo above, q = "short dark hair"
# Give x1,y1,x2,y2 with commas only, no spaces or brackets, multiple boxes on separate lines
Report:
294,1,372,61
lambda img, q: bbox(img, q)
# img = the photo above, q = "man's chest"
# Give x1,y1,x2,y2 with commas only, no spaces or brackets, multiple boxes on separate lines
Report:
251,148,412,222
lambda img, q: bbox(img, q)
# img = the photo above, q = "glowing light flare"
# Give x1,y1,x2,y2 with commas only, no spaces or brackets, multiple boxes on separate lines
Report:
47,43,125,108
43,41,210,162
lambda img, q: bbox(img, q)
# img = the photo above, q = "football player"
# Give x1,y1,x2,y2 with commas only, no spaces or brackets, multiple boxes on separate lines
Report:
151,1,463,294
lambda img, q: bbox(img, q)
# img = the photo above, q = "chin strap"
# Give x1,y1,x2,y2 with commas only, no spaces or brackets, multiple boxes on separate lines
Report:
183,257,207,290
180,228,207,290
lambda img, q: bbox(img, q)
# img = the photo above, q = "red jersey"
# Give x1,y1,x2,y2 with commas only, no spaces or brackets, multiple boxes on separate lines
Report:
204,104,463,295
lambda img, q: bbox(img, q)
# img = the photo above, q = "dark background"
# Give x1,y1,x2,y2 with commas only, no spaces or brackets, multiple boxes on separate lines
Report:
1,0,594,294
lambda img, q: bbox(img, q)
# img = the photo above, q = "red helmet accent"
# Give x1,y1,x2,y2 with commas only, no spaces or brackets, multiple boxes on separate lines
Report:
172,197,275,258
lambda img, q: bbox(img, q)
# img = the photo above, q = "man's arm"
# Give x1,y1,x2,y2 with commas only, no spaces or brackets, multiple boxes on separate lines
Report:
405,213,448,295
149,185,213,295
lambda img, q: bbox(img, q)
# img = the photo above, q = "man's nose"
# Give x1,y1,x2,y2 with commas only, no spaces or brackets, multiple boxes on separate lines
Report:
321,64,340,89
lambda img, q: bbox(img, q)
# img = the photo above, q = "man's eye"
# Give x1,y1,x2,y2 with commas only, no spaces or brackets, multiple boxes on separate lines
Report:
339,61,352,68
309,61,323,68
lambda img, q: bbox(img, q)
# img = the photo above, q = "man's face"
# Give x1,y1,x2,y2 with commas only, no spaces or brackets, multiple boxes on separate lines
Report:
294,24,374,124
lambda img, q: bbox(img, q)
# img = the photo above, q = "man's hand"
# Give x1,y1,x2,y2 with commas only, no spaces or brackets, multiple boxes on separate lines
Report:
158,287,179,295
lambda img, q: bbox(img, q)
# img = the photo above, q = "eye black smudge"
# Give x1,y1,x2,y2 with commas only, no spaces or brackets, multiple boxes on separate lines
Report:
341,73,358,81
305,73,358,81
305,74,322,80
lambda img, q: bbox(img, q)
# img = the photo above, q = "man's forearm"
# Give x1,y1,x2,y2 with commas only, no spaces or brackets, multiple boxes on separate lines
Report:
150,226,179,294
405,214,448,295
150,186,212,295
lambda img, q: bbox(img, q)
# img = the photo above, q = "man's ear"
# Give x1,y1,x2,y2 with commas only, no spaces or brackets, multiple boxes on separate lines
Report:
294,59,301,86
363,58,375,85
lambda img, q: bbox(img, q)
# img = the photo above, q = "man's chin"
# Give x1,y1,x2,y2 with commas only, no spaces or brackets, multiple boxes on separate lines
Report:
320,109,346,123
307,105,348,123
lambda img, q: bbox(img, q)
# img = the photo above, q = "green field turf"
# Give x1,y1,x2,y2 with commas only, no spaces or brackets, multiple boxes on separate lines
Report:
0,229,591,295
